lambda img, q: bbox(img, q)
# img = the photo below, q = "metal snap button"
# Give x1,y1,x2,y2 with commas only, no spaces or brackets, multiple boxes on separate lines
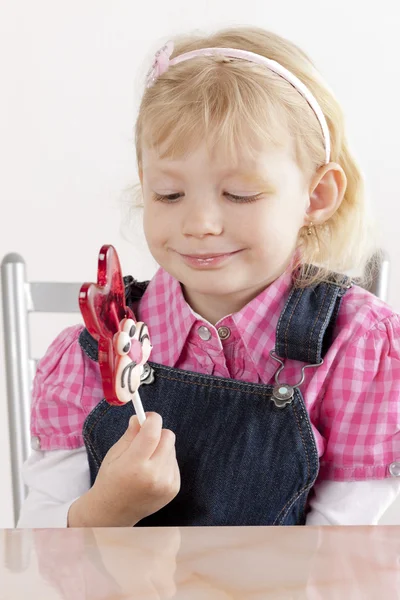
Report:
217,326,231,340
271,384,294,409
198,326,212,341
389,461,400,477
140,363,155,385
31,436,41,451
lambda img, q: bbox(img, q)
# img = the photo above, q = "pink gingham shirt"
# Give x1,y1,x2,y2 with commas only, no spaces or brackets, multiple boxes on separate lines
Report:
31,266,400,482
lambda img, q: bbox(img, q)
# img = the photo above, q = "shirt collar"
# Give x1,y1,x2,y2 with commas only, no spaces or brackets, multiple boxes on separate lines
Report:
139,266,294,373
230,267,293,381
138,268,197,366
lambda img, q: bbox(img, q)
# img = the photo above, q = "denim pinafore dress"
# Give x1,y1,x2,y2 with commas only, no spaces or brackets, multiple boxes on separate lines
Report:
80,273,350,526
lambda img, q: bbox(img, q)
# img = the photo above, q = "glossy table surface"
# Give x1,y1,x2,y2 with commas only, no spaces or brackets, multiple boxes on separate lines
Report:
1,526,399,599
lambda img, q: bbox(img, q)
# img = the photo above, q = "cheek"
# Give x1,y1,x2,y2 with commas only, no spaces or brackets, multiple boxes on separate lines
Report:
143,206,161,249
230,203,277,239
237,199,304,251
143,203,173,247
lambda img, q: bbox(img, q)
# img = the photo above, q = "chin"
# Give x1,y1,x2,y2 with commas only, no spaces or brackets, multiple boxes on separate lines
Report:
182,272,245,296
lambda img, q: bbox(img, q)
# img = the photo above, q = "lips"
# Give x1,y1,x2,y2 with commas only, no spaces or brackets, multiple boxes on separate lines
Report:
180,251,240,258
175,249,243,269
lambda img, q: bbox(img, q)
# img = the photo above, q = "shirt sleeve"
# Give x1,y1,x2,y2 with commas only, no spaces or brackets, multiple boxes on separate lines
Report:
306,479,400,525
31,324,104,451
318,314,400,481
17,447,90,528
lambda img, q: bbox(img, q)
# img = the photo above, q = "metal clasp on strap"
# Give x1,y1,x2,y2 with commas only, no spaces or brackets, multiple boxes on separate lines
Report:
140,363,155,385
269,350,323,409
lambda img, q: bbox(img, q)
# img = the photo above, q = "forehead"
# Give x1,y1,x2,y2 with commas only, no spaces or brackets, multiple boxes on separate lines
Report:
141,139,297,178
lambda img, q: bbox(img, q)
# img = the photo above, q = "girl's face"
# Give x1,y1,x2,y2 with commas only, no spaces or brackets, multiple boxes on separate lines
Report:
140,141,311,320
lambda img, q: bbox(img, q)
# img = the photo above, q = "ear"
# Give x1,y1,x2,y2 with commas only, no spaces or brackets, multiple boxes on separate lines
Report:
304,163,347,226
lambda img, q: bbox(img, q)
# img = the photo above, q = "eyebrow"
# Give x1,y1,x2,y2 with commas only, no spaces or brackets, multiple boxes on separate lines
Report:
223,171,272,185
147,166,183,179
218,169,276,191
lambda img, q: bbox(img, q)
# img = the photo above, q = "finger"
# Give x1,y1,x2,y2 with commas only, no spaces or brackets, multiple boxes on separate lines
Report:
150,429,176,463
126,415,141,439
110,415,141,459
171,458,181,495
162,447,180,487
131,412,163,460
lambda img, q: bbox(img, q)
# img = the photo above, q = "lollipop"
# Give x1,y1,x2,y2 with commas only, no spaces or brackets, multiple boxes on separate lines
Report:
79,245,152,425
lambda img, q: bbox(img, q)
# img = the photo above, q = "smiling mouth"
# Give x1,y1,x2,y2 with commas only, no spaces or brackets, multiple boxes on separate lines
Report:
180,250,242,259
175,249,244,269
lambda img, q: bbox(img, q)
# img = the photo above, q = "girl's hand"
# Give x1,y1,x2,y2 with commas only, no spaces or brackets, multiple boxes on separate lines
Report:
68,413,180,527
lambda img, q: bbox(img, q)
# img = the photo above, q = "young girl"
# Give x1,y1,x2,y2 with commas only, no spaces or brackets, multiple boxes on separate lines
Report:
18,26,400,528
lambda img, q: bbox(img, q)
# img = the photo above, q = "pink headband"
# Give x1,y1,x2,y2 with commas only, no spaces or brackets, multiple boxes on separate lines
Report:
146,41,331,164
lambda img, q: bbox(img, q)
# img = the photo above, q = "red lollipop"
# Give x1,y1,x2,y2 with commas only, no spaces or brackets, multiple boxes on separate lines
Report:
79,245,151,422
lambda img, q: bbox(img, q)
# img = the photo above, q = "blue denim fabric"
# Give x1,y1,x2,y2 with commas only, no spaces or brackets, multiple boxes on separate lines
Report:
80,271,350,526
275,271,351,363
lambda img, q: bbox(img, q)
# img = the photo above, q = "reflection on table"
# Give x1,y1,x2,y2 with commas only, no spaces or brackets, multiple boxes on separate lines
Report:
1,526,399,599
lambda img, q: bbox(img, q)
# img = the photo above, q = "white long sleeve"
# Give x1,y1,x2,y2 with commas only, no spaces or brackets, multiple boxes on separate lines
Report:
306,478,400,525
17,448,400,527
17,447,90,528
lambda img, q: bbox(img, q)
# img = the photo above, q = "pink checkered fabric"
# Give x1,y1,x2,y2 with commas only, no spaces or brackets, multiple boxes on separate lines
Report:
31,267,400,481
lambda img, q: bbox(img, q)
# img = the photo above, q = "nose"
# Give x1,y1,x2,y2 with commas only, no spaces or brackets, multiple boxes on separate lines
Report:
181,196,223,238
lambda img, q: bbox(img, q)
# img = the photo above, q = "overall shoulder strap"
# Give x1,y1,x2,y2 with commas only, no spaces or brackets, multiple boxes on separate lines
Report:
275,271,352,364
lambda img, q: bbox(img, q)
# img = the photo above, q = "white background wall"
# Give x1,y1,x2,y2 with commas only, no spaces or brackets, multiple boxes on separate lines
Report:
1,0,400,527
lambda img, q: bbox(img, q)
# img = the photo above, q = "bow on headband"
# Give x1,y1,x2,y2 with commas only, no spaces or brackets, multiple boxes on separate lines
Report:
146,42,174,87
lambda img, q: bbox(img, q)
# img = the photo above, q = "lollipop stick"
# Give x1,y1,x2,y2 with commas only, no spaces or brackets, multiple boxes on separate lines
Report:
132,390,146,426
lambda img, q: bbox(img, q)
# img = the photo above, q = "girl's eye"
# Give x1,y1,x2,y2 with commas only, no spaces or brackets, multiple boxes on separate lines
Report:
153,192,262,204
153,192,183,203
226,193,262,203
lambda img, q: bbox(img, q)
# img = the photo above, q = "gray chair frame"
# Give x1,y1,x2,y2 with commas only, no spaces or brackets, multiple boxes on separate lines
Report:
1,254,81,525
0,251,391,526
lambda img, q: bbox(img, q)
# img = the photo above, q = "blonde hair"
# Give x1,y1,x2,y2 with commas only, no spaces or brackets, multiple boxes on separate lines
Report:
134,27,377,286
